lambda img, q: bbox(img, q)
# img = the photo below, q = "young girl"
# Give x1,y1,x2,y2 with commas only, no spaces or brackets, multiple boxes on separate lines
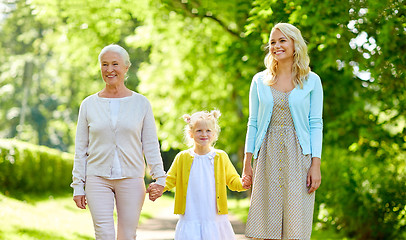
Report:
152,110,250,240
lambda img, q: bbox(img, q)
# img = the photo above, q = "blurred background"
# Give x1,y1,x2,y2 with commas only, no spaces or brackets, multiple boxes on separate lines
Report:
0,0,405,239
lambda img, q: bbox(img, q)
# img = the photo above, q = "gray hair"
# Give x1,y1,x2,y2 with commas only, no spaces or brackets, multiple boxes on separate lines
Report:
98,44,131,68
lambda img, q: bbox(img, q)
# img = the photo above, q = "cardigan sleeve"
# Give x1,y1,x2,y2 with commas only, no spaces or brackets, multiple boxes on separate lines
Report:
71,100,89,196
223,153,246,192
164,152,179,192
245,73,260,154
309,74,323,158
141,99,167,185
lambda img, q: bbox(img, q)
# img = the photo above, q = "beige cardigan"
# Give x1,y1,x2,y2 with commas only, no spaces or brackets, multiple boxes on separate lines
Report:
71,91,166,196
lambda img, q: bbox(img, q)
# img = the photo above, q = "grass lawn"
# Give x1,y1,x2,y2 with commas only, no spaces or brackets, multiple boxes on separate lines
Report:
0,192,173,240
228,198,352,240
1,192,352,240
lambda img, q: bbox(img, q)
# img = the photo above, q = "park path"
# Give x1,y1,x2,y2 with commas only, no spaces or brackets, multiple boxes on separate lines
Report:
137,198,250,240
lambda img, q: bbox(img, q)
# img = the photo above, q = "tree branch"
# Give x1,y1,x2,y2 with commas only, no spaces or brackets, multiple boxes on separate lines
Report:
173,0,241,38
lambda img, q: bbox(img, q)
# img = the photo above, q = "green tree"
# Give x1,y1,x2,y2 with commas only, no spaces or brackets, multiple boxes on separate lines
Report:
131,0,262,160
0,0,148,152
0,1,404,238
134,0,406,238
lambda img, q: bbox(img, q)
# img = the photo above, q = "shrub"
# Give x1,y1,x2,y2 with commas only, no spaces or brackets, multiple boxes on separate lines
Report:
0,138,73,194
316,145,406,239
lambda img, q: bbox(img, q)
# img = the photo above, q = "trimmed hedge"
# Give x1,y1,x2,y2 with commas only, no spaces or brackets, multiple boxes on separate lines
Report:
0,138,73,193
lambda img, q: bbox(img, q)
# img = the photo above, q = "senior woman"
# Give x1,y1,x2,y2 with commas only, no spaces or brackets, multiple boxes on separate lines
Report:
71,44,166,240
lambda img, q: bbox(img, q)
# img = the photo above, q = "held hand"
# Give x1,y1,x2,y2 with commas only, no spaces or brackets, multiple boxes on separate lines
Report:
242,163,253,189
146,183,164,202
242,174,252,189
73,195,87,209
307,157,321,194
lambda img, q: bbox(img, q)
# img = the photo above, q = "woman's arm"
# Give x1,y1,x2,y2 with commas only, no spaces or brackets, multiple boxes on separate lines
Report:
309,75,323,158
71,101,89,197
245,75,260,155
307,74,324,193
243,74,261,188
141,99,167,186
307,157,321,193
242,152,253,188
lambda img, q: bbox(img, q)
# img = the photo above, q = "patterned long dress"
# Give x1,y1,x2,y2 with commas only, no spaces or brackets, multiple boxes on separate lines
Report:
245,87,315,240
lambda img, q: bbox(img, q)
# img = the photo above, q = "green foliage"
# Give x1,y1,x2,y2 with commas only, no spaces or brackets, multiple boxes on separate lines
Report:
317,146,406,239
0,0,147,152
0,0,405,239
245,0,406,239
131,0,260,156
0,138,73,194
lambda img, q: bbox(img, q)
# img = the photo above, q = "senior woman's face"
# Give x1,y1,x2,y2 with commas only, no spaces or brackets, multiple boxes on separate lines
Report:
100,51,129,86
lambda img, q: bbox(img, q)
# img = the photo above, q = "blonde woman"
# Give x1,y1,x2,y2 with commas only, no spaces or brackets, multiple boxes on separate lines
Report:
243,23,323,240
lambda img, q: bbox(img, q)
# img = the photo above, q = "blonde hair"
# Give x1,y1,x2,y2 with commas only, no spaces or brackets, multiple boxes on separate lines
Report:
264,23,310,88
183,110,221,147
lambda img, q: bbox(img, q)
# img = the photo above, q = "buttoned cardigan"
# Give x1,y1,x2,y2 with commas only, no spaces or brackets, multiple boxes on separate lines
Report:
164,149,247,215
245,71,324,159
71,91,166,196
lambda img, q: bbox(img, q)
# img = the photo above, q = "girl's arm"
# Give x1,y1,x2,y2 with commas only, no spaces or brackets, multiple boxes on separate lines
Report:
147,152,181,201
163,153,180,192
224,153,249,192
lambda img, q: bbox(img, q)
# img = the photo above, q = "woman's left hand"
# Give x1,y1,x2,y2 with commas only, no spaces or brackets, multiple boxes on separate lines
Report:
146,183,164,201
307,157,321,194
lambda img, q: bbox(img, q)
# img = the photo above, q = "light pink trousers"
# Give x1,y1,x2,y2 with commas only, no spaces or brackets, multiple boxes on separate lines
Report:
85,176,146,240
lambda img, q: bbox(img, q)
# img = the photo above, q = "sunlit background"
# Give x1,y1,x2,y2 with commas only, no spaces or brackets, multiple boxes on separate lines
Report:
0,0,405,239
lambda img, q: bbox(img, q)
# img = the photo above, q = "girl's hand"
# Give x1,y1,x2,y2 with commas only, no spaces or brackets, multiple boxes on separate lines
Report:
73,195,87,209
146,183,164,201
307,157,321,193
242,174,252,189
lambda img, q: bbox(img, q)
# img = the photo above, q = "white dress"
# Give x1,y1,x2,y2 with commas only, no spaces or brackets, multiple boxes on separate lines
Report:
174,150,236,240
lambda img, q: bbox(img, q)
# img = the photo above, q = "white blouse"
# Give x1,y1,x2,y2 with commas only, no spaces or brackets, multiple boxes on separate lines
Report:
107,98,125,179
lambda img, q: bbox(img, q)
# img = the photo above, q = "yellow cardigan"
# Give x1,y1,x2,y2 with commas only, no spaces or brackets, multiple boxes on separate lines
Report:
164,149,247,215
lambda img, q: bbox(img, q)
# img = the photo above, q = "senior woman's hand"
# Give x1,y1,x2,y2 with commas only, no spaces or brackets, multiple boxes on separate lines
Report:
73,195,87,209
146,183,164,201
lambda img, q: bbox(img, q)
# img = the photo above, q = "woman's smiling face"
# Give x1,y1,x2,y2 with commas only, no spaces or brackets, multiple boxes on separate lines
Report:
269,29,295,63
100,51,129,86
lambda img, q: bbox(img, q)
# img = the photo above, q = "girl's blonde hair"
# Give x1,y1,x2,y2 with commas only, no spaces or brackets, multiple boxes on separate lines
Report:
183,110,221,147
264,23,310,88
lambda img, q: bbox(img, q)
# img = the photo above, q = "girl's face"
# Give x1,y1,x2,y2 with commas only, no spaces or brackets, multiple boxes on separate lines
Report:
269,29,295,63
190,120,216,149
100,51,129,87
